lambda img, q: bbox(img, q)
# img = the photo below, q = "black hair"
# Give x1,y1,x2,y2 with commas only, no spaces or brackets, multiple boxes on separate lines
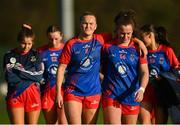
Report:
140,24,170,46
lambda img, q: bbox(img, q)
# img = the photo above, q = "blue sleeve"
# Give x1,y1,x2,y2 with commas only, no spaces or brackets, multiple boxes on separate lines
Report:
5,69,22,85
12,63,44,84
3,54,23,85
12,52,45,84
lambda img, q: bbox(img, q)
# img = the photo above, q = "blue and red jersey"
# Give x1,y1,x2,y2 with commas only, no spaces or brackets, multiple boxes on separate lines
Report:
59,34,105,96
102,40,147,106
37,44,64,91
3,48,44,98
148,44,179,78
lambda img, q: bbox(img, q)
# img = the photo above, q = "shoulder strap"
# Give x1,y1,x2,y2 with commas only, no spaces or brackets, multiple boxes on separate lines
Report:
79,38,96,67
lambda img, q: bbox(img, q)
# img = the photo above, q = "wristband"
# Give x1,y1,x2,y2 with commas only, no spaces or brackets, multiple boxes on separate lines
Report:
139,87,145,93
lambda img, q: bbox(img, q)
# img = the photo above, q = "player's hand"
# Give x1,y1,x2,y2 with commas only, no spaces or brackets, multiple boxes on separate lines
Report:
14,63,24,70
134,87,145,102
56,92,63,108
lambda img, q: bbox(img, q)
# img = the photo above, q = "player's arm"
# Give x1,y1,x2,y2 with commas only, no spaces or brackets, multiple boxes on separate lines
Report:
56,63,67,108
135,63,149,102
4,64,23,84
3,54,23,85
133,38,148,57
12,62,45,84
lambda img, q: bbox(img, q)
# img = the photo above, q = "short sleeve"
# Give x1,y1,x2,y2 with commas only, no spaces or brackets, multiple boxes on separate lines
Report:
59,40,73,65
166,47,179,67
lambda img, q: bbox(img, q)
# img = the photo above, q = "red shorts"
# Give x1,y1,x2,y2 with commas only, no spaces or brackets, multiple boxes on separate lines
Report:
6,83,41,112
102,98,139,115
64,93,101,109
41,86,64,109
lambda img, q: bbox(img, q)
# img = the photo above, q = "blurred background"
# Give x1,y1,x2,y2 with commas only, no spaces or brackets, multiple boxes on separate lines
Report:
0,0,180,123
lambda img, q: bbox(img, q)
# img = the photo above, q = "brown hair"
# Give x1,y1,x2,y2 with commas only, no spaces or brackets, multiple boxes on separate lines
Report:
114,9,137,37
79,11,97,23
46,25,62,35
17,24,35,42
114,9,136,30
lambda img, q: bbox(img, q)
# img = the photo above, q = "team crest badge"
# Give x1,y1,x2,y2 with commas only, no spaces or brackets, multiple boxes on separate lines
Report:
118,65,126,75
51,57,57,62
115,62,127,77
80,56,93,70
30,56,36,62
10,57,16,64
159,57,164,64
130,54,135,61
82,58,90,67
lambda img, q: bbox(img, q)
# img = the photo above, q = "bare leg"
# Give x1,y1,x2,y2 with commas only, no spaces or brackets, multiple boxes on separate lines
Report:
82,108,99,124
122,114,138,124
139,102,153,124
57,106,68,124
64,101,82,124
8,107,24,124
25,109,40,124
103,106,121,124
43,105,57,124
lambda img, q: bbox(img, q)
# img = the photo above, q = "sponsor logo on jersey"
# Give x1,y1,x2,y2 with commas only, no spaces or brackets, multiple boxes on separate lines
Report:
119,50,127,59
150,54,156,58
149,54,156,63
83,44,90,49
50,52,58,57
83,44,91,54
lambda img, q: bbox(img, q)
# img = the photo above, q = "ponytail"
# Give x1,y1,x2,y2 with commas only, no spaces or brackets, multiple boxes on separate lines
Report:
140,24,171,46
155,26,170,46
